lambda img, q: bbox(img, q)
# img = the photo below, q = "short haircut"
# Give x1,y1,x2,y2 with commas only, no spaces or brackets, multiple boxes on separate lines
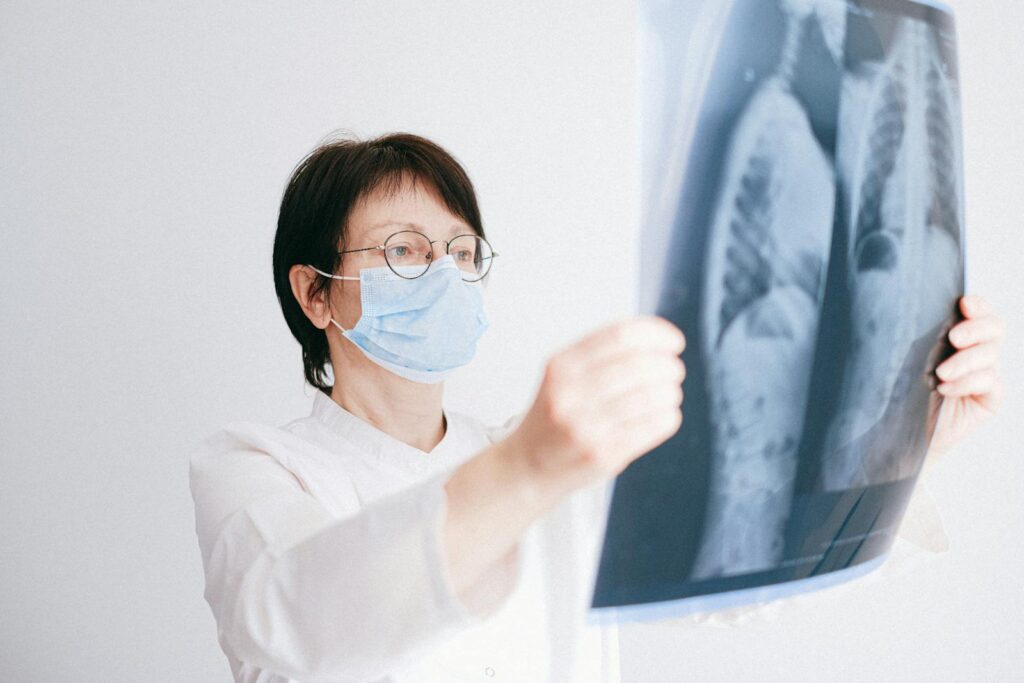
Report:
272,131,487,396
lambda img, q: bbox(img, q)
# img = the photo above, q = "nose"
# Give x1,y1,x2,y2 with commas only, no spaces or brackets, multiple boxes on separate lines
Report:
427,239,449,262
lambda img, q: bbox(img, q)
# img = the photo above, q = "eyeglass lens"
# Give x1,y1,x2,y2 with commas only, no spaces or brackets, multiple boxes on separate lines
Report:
384,230,493,280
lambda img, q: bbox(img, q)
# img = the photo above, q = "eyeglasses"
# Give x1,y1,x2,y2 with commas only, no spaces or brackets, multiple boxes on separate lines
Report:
338,229,499,281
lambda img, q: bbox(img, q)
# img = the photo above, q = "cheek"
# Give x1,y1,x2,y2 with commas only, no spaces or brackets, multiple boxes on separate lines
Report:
339,286,363,320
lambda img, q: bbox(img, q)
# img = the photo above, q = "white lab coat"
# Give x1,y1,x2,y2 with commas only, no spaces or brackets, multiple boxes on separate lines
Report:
189,390,620,682
189,390,948,681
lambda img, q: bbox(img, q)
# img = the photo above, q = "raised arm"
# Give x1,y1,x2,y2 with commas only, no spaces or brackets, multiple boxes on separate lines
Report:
190,314,686,680
190,438,544,681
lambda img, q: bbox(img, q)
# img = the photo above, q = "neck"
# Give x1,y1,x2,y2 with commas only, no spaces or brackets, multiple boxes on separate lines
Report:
330,365,446,454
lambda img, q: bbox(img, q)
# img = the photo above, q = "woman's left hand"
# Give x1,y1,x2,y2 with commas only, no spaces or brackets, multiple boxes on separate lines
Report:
929,294,1006,459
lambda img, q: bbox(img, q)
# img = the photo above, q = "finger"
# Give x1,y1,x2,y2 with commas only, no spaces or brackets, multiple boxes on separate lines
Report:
568,315,686,366
582,350,685,403
935,341,1000,382
597,380,684,426
556,320,685,391
557,352,684,422
948,315,1006,349
937,369,999,398
982,375,1006,414
959,294,993,319
604,405,684,471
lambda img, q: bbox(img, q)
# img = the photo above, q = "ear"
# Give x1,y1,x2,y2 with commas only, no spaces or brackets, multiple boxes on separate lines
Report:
289,264,331,329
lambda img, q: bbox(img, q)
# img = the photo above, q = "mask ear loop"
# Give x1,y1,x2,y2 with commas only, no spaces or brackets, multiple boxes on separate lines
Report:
305,263,360,334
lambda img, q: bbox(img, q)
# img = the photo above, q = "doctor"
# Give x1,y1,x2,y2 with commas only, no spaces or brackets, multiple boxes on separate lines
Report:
190,132,1004,682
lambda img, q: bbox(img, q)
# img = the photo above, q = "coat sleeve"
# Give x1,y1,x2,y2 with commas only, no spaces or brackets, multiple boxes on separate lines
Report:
188,430,522,681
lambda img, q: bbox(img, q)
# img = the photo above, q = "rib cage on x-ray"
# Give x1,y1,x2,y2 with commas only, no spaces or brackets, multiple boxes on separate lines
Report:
688,1,963,579
691,1,838,580
818,17,963,491
590,0,965,615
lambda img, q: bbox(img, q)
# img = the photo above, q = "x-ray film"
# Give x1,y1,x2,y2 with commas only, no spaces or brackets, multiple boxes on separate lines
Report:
590,0,965,622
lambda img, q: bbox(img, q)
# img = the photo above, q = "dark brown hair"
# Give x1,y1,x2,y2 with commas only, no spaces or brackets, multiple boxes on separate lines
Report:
272,131,487,396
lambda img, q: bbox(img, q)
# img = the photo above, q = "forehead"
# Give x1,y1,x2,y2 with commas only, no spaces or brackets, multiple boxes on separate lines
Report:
348,178,474,241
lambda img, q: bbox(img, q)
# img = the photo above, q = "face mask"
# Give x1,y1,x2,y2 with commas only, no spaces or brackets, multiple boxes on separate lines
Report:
306,254,490,383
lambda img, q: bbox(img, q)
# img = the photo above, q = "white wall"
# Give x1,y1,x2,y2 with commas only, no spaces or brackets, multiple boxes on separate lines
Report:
0,1,1019,680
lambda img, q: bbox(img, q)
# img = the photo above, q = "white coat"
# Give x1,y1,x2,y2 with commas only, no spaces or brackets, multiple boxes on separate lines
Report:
189,390,948,681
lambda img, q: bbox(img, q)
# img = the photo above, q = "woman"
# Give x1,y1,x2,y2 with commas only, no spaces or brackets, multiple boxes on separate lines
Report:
189,132,1004,682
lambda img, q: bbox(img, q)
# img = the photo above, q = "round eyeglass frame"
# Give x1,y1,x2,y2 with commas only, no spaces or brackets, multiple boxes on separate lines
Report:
337,229,499,282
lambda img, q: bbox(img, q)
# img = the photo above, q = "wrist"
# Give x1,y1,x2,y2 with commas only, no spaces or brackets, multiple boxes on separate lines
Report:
491,433,568,520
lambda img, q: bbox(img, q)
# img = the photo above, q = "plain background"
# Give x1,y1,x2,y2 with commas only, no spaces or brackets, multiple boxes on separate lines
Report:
1,1,1019,680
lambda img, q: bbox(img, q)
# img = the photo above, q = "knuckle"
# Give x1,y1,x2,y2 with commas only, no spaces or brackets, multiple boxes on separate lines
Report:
663,409,684,436
610,322,630,345
660,358,684,385
666,323,686,351
543,392,567,426
545,355,565,380
544,356,571,389
663,382,683,405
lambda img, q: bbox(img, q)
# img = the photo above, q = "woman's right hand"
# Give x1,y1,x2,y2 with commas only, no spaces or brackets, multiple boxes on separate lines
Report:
503,315,686,500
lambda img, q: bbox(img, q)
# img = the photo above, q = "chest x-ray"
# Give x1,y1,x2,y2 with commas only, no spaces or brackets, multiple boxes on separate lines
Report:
591,0,964,620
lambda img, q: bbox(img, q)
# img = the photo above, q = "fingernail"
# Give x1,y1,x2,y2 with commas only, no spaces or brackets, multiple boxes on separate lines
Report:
936,383,951,395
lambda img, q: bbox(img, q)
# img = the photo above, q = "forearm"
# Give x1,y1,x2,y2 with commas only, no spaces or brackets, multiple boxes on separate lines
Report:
201,470,488,680
441,438,568,613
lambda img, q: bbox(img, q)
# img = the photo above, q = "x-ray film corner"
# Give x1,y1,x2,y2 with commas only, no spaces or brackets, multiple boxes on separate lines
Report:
586,472,950,627
592,0,964,621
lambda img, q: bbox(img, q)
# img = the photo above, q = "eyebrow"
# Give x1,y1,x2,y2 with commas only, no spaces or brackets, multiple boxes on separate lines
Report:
365,221,473,239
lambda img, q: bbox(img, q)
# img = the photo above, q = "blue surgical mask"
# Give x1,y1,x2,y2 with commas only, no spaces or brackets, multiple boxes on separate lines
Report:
306,254,489,383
